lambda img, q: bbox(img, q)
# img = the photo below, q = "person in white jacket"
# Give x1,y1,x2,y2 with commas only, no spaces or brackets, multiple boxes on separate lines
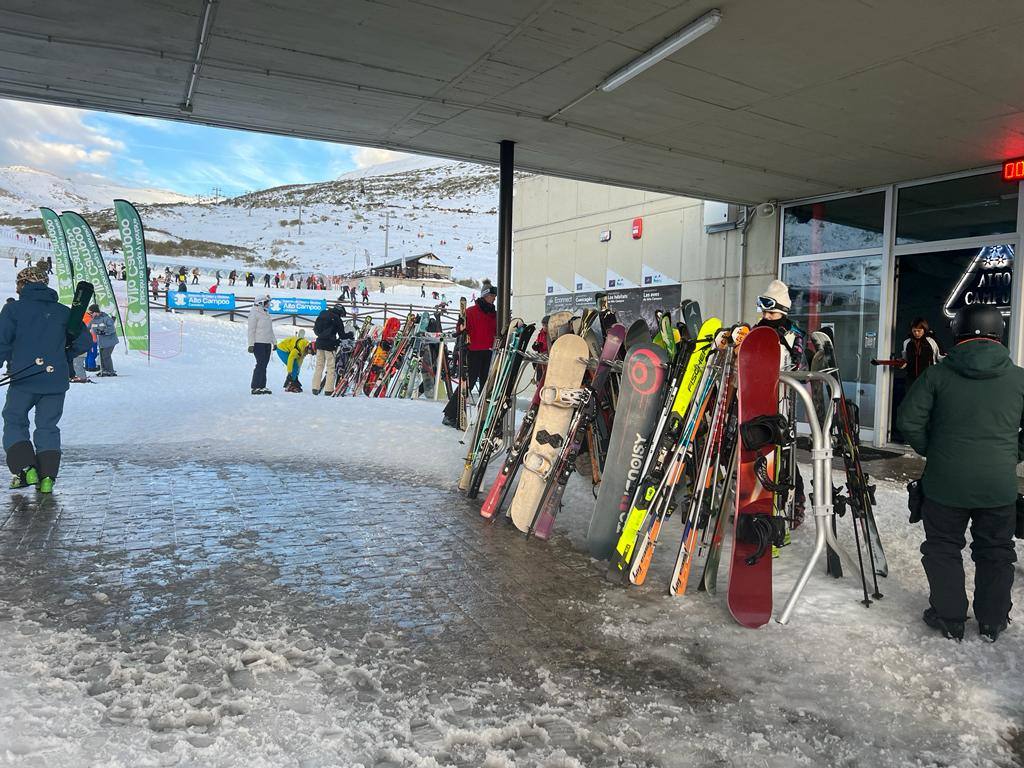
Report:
247,295,277,394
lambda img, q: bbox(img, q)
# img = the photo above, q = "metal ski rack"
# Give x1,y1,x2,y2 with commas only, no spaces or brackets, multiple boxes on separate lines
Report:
776,369,859,625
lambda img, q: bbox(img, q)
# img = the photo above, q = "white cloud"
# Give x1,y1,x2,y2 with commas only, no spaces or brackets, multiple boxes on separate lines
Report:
351,147,409,169
5,139,112,167
0,99,123,173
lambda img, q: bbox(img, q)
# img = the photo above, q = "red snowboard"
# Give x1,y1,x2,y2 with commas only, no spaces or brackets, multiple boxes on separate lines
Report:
727,325,781,628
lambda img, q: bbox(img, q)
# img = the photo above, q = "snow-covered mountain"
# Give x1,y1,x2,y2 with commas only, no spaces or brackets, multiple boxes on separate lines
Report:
138,159,502,280
0,159,505,282
0,165,191,214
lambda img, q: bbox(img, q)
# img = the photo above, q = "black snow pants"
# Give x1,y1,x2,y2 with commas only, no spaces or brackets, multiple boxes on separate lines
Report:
250,343,271,390
443,349,492,422
921,496,1016,624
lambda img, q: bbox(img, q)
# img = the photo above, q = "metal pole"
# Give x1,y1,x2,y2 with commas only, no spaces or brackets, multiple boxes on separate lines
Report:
777,370,857,625
497,139,514,331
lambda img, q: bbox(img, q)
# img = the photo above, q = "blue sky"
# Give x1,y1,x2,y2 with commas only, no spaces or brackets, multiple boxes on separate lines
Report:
0,97,406,197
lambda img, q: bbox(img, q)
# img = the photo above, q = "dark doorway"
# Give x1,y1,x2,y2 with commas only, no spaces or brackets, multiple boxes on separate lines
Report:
888,244,1014,441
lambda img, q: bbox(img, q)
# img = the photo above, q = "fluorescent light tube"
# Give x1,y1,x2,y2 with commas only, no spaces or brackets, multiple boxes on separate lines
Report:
598,9,722,93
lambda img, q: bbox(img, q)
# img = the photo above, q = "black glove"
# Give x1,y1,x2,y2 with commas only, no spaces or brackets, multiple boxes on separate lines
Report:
248,345,254,354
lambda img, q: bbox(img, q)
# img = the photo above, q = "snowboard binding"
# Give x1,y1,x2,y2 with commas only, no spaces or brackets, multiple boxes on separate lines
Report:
736,513,787,566
739,414,794,452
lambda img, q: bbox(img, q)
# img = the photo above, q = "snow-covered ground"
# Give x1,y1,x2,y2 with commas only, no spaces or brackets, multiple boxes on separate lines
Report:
0,256,1022,767
0,165,190,214
0,157,501,281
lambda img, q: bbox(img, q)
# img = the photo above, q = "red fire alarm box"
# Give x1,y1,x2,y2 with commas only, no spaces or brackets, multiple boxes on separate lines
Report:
632,217,643,239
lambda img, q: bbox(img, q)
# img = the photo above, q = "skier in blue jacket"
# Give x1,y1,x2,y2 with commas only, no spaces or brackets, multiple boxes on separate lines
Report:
0,267,91,492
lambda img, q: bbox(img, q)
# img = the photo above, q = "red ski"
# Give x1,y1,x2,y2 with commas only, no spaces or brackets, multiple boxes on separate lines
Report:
727,325,785,628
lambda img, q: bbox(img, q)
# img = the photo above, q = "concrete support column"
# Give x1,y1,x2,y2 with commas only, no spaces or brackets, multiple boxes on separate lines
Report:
497,139,514,331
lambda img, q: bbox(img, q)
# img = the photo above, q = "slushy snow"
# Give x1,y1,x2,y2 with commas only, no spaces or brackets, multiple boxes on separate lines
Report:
0,256,1021,768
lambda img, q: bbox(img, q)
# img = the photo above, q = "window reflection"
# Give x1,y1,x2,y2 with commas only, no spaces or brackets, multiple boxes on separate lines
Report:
782,255,882,425
782,193,885,258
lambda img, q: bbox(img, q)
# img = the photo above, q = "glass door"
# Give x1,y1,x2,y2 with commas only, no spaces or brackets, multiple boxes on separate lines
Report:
887,243,1014,441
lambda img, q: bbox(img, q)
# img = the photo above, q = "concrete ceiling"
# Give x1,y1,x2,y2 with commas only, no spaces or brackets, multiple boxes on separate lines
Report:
1,0,1024,204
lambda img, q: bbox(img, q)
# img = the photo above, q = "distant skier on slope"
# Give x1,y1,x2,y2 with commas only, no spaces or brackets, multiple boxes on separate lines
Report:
0,267,91,492
897,304,1023,642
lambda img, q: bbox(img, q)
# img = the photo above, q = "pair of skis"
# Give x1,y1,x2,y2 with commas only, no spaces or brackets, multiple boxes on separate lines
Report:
810,329,887,605
610,317,722,587
459,320,535,495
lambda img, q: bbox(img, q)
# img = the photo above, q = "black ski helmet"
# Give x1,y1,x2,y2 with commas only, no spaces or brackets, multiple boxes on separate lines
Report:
951,304,1004,342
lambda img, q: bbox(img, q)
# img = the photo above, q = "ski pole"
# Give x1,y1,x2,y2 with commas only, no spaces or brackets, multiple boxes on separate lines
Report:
0,363,54,388
0,357,45,384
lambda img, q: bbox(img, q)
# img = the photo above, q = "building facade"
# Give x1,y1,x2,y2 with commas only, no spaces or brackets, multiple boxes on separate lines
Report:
779,165,1022,446
512,164,1024,448
511,175,778,330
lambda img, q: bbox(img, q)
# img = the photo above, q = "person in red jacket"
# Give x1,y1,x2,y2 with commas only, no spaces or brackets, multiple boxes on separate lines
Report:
442,286,498,427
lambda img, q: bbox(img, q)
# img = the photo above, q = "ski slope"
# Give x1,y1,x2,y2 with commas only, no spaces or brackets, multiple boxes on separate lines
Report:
0,255,1021,767
0,158,502,282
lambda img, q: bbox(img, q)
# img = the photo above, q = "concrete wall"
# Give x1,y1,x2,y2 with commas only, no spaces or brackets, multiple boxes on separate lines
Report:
511,176,779,325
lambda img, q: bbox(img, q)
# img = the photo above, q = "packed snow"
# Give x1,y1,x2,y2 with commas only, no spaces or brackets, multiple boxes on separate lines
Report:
0,255,1022,767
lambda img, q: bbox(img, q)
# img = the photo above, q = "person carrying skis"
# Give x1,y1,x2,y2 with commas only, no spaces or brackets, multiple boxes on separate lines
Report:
754,279,807,527
897,304,1023,642
441,285,498,427
312,301,352,395
0,266,91,492
276,330,311,392
247,294,276,394
88,304,119,376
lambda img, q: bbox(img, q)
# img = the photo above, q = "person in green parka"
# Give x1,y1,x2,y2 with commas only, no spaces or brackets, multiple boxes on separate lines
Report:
897,304,1024,642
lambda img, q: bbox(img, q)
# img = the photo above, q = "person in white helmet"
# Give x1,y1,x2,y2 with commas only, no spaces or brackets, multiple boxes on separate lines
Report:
754,279,807,532
755,279,806,370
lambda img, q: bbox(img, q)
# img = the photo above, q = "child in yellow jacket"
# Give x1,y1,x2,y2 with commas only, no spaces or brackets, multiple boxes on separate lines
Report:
276,331,312,392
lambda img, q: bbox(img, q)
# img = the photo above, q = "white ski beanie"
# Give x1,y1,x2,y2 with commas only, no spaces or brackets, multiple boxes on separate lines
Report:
759,279,792,315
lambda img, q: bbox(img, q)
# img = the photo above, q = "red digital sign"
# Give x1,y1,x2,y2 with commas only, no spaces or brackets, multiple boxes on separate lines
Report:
1003,157,1024,182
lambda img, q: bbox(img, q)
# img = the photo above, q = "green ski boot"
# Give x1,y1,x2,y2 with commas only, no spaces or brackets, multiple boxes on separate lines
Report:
38,477,55,494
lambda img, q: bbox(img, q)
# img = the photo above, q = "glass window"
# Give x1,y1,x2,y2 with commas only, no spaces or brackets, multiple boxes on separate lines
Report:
886,244,1014,442
896,172,1018,245
782,193,885,258
782,255,882,426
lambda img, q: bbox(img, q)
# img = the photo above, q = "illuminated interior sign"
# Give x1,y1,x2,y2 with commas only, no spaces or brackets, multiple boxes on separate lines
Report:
1002,157,1024,181
943,244,1014,318
632,217,643,239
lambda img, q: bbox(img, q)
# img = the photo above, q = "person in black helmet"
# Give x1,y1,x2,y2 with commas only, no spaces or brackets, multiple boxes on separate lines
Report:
897,304,1024,642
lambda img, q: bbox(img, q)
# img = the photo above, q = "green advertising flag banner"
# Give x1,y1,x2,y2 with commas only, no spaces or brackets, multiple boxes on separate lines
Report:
39,207,75,305
60,211,125,341
113,200,150,352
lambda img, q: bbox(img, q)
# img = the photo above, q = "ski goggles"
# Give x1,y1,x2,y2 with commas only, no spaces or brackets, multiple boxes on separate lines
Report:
755,295,789,314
